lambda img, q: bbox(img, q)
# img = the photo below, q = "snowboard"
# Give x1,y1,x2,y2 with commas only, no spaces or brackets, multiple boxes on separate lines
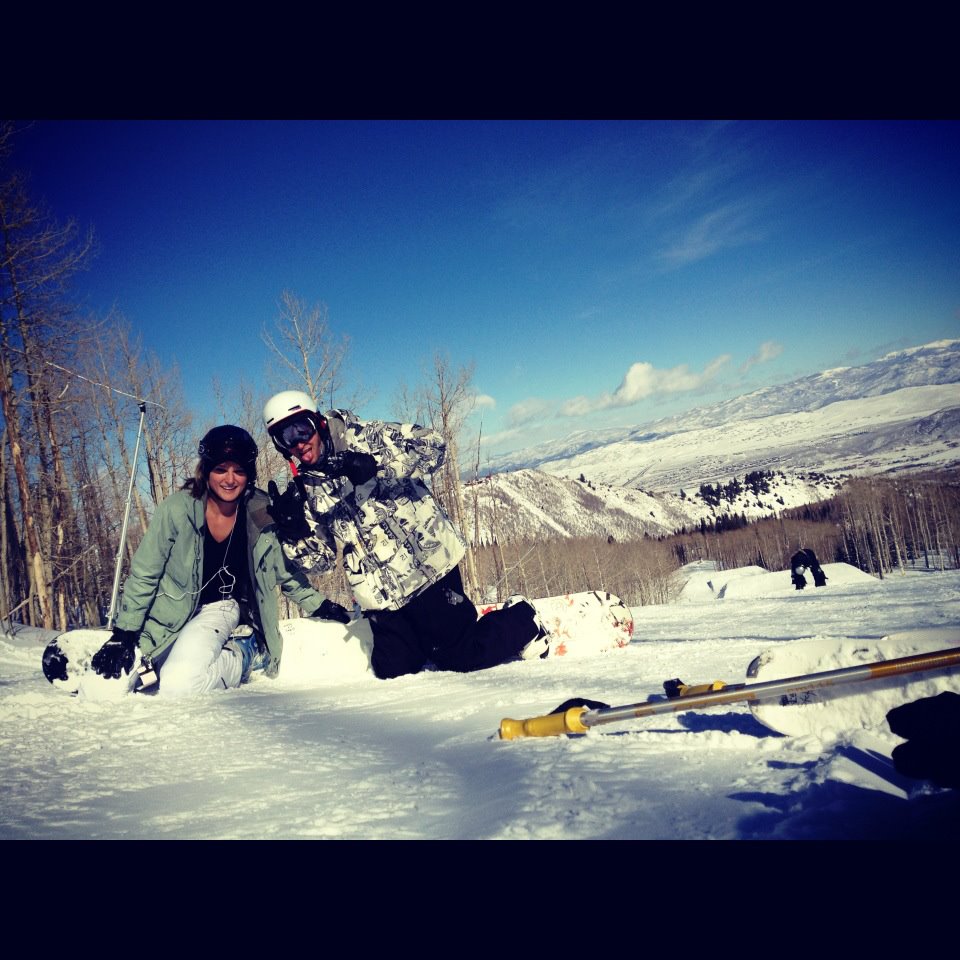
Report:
277,590,634,680
277,616,375,681
746,628,960,738
478,590,634,658
41,628,144,698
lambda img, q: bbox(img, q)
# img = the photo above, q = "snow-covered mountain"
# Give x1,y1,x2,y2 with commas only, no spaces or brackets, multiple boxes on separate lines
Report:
485,340,960,491
464,468,843,544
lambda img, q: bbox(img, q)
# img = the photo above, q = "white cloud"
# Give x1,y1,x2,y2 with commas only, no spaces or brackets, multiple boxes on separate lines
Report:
740,340,783,373
473,393,496,410
559,394,596,417
508,397,553,426
480,425,524,448
560,353,731,416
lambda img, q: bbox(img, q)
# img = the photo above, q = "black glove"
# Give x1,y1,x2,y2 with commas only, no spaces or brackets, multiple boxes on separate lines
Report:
325,451,377,486
91,628,140,679
887,692,960,789
267,479,311,542
314,599,352,624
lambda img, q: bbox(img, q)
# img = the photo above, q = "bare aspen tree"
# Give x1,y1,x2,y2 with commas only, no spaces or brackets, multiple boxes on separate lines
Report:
63,410,113,622
415,353,481,599
471,423,484,587
259,292,364,611
0,428,27,625
116,324,170,506
139,352,193,501
489,498,509,599
83,321,151,544
259,291,367,490
392,378,426,426
35,354,85,631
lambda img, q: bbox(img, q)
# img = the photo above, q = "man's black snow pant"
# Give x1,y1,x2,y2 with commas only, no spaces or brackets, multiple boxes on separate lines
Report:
366,567,538,679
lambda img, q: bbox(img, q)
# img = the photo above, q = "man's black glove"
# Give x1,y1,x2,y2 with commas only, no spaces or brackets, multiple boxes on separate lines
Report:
887,692,960,790
325,451,377,486
91,628,140,679
313,599,352,624
267,479,311,542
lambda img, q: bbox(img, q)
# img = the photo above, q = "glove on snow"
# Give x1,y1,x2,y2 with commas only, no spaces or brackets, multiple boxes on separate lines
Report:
314,599,352,624
91,628,140,679
325,451,377,486
267,478,312,542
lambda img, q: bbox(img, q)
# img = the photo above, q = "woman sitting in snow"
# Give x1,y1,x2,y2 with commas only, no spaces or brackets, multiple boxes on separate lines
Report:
87,425,347,696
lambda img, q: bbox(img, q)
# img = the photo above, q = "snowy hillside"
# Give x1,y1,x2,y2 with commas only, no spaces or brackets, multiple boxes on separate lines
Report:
463,468,842,544
2,563,958,839
486,340,960,490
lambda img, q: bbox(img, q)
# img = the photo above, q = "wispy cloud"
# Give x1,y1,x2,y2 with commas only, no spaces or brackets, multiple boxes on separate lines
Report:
739,340,783,373
473,393,496,410
658,201,762,267
641,125,779,273
560,354,731,416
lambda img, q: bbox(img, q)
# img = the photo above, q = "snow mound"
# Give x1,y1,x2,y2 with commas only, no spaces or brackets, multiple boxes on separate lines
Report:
721,562,876,600
676,562,877,602
676,563,771,602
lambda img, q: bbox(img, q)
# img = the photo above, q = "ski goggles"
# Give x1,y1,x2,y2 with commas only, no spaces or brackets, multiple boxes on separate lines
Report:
274,416,317,451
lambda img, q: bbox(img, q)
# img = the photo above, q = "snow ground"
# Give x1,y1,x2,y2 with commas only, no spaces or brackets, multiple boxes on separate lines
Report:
2,564,959,840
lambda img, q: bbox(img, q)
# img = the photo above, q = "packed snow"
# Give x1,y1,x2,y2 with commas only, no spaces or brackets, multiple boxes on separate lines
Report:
2,562,958,839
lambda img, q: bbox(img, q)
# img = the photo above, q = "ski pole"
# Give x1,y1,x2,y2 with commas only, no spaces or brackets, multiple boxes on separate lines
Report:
107,401,147,630
498,645,960,740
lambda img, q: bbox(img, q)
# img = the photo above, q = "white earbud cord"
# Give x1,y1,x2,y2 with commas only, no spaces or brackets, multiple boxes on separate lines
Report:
159,518,238,602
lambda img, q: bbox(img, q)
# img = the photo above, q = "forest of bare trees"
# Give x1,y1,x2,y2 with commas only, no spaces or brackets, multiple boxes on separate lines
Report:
665,471,960,580
473,534,682,607
0,125,196,630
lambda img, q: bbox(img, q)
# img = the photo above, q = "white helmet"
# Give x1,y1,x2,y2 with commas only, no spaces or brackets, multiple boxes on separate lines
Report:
263,390,318,431
264,390,330,458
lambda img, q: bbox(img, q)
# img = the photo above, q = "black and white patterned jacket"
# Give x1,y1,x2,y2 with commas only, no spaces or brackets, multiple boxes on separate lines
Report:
280,409,466,611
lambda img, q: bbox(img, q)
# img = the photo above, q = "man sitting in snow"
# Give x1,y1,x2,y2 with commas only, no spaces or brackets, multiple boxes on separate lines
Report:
261,391,550,679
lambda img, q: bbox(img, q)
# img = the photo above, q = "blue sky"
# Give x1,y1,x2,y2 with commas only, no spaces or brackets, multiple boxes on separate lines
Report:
13,120,960,461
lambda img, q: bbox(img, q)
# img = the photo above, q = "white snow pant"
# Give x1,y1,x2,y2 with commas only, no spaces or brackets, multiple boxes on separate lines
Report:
158,600,244,698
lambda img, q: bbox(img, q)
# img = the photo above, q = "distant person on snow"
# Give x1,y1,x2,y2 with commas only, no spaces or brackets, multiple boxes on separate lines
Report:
88,426,343,696
790,547,827,590
262,390,549,679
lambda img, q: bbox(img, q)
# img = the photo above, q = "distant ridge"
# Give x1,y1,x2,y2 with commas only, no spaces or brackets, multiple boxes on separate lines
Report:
483,340,960,491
